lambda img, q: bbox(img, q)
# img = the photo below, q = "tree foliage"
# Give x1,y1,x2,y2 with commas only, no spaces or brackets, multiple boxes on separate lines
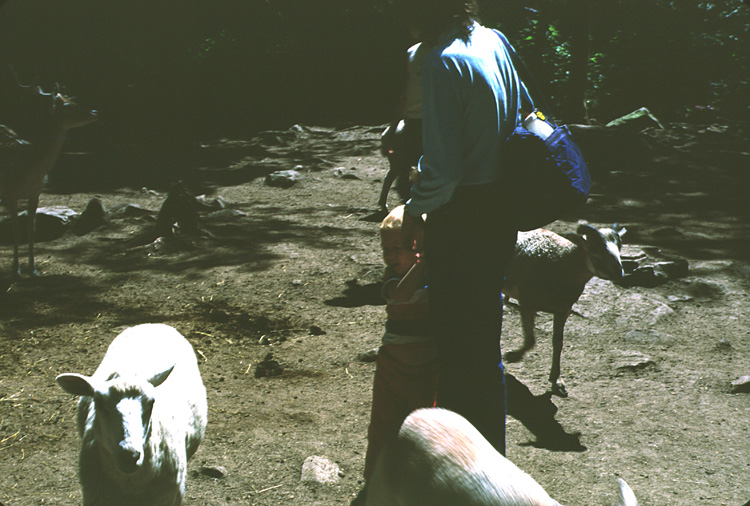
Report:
0,0,746,148
484,0,749,122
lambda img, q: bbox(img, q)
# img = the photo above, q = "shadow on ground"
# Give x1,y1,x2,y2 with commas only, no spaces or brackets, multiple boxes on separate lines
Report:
506,373,586,452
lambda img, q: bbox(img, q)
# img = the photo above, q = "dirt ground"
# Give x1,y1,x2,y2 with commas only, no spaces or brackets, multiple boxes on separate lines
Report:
0,122,748,506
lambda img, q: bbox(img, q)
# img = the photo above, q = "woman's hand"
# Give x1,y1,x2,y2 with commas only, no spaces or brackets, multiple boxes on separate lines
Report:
401,211,425,253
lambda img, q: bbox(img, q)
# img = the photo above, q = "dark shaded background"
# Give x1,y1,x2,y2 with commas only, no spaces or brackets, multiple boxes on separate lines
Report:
0,0,747,189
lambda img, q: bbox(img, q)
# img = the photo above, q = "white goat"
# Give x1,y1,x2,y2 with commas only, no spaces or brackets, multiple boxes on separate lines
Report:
56,324,207,506
502,224,626,397
366,407,637,506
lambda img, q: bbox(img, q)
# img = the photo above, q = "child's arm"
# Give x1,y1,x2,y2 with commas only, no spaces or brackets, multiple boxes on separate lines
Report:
383,255,426,303
380,52,410,157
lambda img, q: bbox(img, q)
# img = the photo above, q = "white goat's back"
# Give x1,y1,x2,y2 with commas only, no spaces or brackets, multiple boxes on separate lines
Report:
94,323,196,382
366,408,637,506
366,408,560,506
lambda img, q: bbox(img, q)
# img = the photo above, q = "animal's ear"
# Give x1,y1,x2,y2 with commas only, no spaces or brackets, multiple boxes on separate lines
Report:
149,364,175,388
52,93,66,110
56,373,97,397
612,223,627,238
616,478,638,506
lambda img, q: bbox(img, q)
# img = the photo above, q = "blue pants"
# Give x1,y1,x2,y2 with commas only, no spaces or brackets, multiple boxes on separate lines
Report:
424,183,517,454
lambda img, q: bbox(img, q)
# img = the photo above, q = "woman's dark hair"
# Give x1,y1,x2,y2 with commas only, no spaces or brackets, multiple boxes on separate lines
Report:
400,0,479,44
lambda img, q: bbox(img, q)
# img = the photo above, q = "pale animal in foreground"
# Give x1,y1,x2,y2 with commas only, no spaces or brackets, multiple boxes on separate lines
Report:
503,224,626,397
366,407,638,506
0,82,97,276
56,324,207,506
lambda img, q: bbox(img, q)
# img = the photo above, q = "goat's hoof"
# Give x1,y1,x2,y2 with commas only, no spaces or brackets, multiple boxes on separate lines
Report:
504,350,524,363
551,381,568,398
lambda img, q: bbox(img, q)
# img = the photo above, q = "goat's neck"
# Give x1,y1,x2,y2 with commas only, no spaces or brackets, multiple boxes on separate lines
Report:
33,122,71,168
578,266,596,286
14,122,74,193
571,236,596,286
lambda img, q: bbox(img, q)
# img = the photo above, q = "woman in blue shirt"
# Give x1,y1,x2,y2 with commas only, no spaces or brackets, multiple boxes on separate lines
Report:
401,0,529,454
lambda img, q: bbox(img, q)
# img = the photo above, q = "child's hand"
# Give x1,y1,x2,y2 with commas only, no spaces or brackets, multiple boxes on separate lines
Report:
402,212,425,253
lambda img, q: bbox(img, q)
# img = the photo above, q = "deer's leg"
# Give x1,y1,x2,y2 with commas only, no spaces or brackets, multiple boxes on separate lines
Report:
549,309,571,397
504,305,536,363
26,195,39,276
377,161,399,211
8,200,20,277
379,126,415,211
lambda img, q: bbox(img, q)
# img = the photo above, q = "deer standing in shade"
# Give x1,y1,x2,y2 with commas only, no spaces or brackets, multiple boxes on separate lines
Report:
0,80,97,276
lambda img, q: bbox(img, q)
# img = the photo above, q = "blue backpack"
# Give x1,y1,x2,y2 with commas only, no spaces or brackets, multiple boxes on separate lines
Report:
495,30,591,231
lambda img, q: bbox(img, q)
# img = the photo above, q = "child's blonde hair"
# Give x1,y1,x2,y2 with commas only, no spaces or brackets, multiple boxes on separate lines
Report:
380,205,406,232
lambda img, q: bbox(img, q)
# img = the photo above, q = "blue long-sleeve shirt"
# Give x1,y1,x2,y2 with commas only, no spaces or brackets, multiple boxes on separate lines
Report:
406,23,531,216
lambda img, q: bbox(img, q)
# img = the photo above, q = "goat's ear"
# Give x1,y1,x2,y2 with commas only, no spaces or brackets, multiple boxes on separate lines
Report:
56,373,97,397
612,223,627,238
616,478,638,506
149,364,175,388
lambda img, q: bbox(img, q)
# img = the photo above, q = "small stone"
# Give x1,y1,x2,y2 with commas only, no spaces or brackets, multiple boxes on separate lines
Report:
649,303,675,325
654,259,689,279
146,237,167,253
205,209,246,220
333,168,360,180
196,195,228,211
265,170,301,188
357,348,378,363
255,353,283,378
619,266,669,288
72,198,108,236
200,465,228,479
300,456,342,484
667,295,693,303
613,350,655,372
714,339,733,352
209,308,230,322
730,376,750,394
309,325,326,336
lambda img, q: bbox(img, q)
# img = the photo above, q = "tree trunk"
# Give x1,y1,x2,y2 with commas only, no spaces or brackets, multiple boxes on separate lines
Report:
563,0,591,123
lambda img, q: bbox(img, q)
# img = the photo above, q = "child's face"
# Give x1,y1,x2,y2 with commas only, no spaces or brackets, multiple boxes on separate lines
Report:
381,230,418,276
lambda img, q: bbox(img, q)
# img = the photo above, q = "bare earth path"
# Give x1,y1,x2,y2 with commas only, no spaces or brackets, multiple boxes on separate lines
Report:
0,123,748,505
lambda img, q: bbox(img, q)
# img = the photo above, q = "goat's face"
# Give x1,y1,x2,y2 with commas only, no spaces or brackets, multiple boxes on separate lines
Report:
57,365,174,474
578,224,626,281
92,378,158,474
52,93,98,129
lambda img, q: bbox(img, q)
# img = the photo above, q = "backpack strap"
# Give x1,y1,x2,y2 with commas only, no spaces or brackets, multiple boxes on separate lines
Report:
494,29,558,128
